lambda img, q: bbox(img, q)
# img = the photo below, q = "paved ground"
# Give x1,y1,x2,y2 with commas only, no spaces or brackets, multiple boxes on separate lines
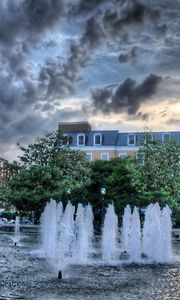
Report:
0,234,179,300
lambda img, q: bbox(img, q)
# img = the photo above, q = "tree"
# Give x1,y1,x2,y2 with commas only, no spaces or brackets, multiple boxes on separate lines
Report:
82,158,138,222
132,137,180,209
4,131,91,218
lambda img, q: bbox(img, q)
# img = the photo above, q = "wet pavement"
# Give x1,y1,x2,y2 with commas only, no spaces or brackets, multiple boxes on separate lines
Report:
0,233,179,300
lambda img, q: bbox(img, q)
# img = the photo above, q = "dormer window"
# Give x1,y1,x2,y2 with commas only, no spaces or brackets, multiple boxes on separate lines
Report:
128,134,136,146
162,133,170,144
144,133,153,144
77,134,85,146
62,134,72,146
94,133,102,146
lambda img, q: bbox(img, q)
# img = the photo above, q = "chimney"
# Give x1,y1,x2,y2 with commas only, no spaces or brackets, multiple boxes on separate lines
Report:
58,121,91,132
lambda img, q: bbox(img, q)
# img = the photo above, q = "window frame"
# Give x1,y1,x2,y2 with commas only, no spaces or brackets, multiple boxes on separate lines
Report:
137,153,145,165
77,133,86,146
144,133,153,144
128,134,136,146
86,153,93,161
101,152,109,161
119,153,128,159
62,134,72,146
162,133,170,144
94,133,102,146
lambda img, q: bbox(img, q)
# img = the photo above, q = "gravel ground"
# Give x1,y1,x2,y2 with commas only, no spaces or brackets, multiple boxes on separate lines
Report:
0,234,179,300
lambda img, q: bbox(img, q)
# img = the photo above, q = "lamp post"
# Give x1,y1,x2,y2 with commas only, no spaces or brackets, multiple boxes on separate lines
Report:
67,188,71,202
100,187,106,226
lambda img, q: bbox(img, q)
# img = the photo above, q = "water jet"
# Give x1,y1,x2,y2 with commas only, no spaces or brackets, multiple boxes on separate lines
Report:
40,201,173,268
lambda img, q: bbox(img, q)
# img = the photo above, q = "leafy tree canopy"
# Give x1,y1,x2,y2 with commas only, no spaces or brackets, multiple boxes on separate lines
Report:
83,158,139,216
3,130,91,218
132,137,180,209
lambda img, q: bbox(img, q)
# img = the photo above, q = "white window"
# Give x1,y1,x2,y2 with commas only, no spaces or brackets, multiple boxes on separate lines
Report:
94,133,102,146
137,153,145,165
144,133,153,143
119,153,128,159
86,153,92,161
162,133,170,143
62,134,71,146
128,134,136,146
101,153,109,160
77,134,85,146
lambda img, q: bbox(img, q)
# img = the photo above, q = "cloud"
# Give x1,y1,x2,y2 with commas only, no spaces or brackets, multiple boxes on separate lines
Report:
118,47,137,63
0,0,180,160
37,0,160,100
166,118,180,126
91,74,163,115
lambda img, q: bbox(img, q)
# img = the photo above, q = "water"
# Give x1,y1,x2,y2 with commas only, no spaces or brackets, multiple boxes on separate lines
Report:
40,201,174,266
122,204,131,253
0,201,179,300
14,216,21,246
141,203,172,263
128,207,141,263
0,235,179,300
102,204,119,262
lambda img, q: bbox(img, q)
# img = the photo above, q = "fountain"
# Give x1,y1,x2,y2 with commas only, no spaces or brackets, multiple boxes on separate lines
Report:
102,204,119,262
128,207,141,262
40,200,174,275
14,216,21,246
0,200,179,300
122,204,131,253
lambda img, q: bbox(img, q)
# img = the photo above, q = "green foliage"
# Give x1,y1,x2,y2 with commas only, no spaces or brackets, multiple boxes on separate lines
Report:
83,158,138,216
132,138,180,209
4,131,91,217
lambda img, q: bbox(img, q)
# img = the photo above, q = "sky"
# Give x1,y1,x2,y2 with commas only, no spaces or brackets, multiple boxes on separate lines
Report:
0,0,180,161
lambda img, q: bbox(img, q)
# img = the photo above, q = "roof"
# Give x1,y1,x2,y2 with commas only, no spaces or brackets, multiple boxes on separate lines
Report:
0,157,7,162
61,129,180,147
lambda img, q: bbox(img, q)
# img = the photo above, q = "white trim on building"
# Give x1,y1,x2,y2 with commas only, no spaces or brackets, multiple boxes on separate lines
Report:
162,132,170,143
101,152,109,160
119,152,128,159
70,146,140,152
128,133,136,146
77,133,86,146
94,133,102,146
86,153,93,161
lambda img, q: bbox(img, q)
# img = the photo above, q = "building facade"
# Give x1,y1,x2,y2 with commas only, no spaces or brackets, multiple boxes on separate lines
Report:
58,122,180,161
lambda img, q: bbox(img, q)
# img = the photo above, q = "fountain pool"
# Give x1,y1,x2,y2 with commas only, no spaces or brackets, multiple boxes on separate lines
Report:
0,234,179,300
0,201,179,300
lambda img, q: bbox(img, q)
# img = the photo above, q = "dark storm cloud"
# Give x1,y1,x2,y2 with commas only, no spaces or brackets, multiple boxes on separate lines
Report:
0,0,65,46
136,112,150,121
0,0,180,159
0,0,66,136
0,0,161,114
0,106,87,157
38,0,161,99
91,74,162,115
39,15,106,97
118,47,137,63
103,1,159,34
155,24,167,37
71,0,107,15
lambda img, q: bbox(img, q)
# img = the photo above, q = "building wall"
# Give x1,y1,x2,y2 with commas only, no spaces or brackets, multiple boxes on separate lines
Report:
59,122,180,161
71,146,140,160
